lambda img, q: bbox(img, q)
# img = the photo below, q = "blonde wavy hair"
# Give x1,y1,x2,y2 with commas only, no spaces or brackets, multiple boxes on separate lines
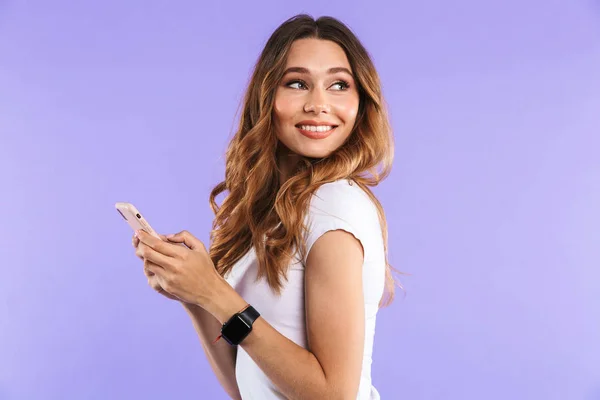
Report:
208,14,400,307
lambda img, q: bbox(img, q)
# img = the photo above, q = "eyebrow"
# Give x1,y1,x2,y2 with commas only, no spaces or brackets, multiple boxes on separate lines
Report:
282,66,354,77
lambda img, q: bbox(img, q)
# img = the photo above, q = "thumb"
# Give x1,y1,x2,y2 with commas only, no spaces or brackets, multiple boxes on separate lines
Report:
166,230,202,250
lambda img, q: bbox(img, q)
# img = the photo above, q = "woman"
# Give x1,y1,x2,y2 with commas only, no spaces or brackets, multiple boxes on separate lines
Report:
133,14,397,400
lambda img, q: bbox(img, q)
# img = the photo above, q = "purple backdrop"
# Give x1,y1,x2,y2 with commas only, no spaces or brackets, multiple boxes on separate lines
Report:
1,1,599,399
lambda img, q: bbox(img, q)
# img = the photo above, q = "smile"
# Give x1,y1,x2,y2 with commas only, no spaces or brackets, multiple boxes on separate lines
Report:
297,125,336,132
296,125,337,140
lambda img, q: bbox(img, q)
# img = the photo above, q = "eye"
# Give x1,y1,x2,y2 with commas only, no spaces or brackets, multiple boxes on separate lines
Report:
286,80,308,90
284,79,351,91
331,80,350,91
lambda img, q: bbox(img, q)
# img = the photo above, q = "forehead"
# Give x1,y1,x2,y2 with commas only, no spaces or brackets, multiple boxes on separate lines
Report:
285,38,351,72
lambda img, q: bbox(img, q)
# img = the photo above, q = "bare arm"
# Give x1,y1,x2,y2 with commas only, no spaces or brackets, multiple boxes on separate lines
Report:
207,229,365,400
182,303,242,400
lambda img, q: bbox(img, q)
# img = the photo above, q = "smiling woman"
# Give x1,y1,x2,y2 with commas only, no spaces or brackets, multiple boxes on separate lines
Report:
134,13,398,400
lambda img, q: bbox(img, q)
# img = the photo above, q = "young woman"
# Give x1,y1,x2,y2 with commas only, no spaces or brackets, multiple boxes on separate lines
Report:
133,14,397,400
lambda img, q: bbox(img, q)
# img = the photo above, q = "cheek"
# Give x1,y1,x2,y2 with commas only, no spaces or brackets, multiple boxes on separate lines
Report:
335,96,359,124
274,95,298,123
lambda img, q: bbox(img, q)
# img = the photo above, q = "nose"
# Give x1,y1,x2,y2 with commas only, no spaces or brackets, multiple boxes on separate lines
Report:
303,88,330,114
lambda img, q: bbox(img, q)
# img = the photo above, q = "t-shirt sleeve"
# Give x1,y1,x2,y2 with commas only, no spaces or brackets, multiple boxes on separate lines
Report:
302,180,381,266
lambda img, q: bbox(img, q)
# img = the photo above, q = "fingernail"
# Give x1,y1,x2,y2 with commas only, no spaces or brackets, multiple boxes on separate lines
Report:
135,230,142,237
166,234,174,239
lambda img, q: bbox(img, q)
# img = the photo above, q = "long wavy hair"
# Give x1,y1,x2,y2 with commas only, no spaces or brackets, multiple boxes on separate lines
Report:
208,14,400,307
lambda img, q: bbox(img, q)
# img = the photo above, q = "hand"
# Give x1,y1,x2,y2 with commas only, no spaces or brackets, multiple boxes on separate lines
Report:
135,229,225,308
133,233,180,302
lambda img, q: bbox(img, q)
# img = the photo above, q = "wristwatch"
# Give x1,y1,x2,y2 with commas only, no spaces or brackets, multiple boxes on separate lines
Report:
220,305,260,346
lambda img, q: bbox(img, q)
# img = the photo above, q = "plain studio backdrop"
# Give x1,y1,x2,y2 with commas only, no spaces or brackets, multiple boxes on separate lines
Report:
1,1,599,399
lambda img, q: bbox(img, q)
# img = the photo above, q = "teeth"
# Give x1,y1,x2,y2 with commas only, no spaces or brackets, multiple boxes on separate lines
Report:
299,125,335,132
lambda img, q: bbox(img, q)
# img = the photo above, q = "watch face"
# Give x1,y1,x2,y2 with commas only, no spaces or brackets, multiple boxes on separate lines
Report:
222,316,251,345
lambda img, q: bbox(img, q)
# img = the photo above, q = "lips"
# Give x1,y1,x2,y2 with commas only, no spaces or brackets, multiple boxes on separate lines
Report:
295,120,338,127
296,125,337,140
294,124,338,129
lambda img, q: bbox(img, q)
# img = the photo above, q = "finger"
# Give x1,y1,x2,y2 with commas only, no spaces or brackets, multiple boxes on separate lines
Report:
143,259,160,277
144,258,168,276
166,230,203,251
136,230,180,258
136,243,153,260
149,277,179,300
149,268,172,294
148,275,162,292
137,233,166,244
138,242,175,270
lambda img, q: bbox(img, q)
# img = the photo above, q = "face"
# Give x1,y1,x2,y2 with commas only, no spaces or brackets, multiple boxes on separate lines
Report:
273,38,360,161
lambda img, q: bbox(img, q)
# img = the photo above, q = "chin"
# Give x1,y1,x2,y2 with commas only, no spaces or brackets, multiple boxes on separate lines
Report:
295,146,335,159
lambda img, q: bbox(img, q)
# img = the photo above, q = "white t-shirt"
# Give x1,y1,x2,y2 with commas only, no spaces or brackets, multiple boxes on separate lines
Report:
225,179,386,399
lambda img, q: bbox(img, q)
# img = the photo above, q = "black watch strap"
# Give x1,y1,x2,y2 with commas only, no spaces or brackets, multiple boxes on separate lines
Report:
239,305,260,326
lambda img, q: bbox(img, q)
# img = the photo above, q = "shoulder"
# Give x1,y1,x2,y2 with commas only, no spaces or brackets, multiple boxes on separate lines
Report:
303,179,382,264
309,179,378,220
